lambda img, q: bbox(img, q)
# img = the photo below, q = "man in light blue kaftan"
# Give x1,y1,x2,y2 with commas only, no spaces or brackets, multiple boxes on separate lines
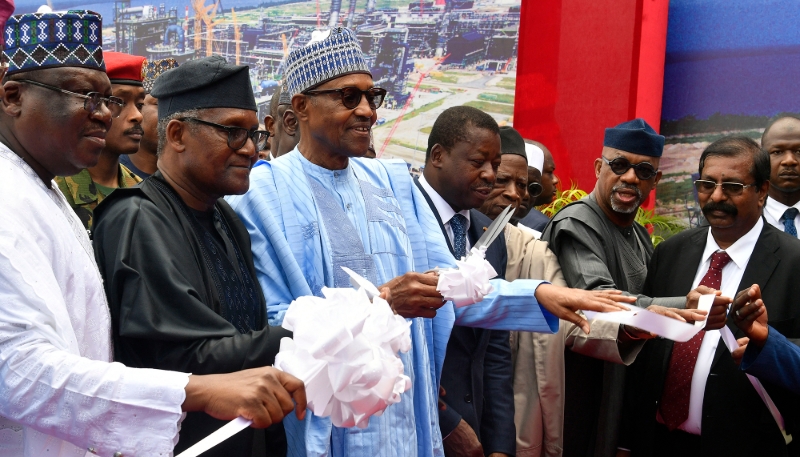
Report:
228,27,628,457
229,148,559,457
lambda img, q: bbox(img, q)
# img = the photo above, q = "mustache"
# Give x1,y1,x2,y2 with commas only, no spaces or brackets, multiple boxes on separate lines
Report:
471,181,493,192
612,183,643,199
702,200,738,218
81,121,107,135
124,125,144,135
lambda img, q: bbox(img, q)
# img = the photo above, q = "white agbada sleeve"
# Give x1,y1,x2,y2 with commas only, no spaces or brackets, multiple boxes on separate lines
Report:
0,147,189,457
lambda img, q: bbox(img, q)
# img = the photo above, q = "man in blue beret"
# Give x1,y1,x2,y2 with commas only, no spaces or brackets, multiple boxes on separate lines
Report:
541,118,719,457
0,12,304,457
228,27,636,457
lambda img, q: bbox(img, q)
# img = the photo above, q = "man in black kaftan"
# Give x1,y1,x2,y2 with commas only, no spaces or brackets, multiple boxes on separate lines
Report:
93,56,284,456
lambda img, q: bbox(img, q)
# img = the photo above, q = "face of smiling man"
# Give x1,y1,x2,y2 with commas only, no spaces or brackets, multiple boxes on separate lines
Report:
593,146,662,227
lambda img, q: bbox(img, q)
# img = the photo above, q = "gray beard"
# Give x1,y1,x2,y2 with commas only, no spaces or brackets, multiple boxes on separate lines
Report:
609,185,643,214
611,199,640,214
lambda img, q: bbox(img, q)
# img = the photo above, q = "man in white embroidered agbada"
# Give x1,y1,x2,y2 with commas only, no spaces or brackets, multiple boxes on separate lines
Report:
0,11,305,457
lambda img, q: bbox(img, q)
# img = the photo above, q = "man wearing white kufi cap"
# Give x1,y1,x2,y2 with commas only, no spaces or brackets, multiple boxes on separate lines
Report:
228,27,631,457
515,141,551,236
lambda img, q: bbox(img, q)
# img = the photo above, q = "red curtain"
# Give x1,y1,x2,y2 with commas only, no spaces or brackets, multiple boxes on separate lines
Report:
514,0,669,206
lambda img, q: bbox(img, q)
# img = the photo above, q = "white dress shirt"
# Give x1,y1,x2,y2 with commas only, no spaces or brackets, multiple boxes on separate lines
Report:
764,196,800,234
676,218,763,434
418,175,472,250
0,145,188,457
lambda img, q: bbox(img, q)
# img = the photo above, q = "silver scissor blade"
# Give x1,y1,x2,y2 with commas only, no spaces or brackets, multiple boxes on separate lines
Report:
484,205,515,248
471,204,513,253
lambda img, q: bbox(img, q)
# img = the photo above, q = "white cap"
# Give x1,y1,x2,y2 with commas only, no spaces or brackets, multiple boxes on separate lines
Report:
525,143,544,172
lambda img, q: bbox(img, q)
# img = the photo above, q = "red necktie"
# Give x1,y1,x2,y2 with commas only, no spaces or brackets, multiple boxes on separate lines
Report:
658,250,732,431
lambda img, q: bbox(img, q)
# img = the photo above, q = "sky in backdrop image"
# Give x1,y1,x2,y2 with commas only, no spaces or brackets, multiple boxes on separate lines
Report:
656,0,800,224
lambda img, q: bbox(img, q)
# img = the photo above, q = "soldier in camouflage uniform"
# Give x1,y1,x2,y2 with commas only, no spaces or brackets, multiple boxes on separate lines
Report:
56,166,141,231
55,51,146,231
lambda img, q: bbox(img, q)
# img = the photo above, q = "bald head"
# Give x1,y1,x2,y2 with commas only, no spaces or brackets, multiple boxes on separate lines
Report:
763,115,800,204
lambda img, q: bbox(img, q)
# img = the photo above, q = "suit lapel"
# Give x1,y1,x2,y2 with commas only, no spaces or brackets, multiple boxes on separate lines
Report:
736,223,780,299
712,223,779,366
413,177,455,256
659,228,708,360
674,228,708,294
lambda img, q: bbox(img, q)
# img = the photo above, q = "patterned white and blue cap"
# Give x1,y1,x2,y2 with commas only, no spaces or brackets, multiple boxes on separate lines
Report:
3,11,105,75
284,27,371,96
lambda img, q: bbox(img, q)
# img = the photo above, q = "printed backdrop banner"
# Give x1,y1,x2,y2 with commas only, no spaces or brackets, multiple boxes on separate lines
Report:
14,0,522,169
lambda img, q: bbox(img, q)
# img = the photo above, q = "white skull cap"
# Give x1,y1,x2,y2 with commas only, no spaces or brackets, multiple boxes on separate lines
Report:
525,143,545,172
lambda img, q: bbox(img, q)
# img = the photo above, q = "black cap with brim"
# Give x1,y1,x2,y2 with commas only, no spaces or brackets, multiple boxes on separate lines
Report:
151,55,257,119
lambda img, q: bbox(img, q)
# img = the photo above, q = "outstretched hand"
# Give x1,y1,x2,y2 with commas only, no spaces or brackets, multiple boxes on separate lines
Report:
379,271,445,318
534,284,633,334
731,284,769,347
183,367,307,428
622,306,710,340
649,304,708,323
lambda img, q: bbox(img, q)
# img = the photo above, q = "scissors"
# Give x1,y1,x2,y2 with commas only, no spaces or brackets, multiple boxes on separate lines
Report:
469,204,514,258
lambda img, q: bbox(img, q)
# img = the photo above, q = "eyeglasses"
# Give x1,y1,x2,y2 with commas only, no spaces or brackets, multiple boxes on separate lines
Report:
180,117,270,151
303,86,387,110
528,181,543,198
694,179,755,196
16,79,124,118
602,156,659,180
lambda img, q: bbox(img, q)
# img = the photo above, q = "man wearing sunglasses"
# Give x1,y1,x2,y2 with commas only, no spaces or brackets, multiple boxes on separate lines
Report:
0,12,305,457
55,51,146,232
514,140,549,237
92,56,291,456
480,127,687,457
542,119,703,457
623,136,800,457
229,27,634,457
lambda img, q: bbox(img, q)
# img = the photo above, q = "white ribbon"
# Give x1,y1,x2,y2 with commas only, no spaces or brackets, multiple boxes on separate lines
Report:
175,417,252,457
437,246,498,307
719,325,792,445
274,286,412,429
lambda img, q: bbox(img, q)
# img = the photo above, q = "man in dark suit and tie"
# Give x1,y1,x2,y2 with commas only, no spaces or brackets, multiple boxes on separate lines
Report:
622,136,800,457
761,115,800,237
415,106,515,457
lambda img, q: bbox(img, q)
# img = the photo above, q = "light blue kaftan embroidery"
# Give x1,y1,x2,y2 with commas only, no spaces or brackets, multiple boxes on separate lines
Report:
227,148,558,457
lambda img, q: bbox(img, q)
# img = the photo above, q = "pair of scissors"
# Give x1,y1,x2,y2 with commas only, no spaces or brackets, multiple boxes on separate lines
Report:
468,204,514,258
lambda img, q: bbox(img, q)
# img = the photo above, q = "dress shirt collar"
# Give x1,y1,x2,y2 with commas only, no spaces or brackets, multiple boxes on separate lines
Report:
765,196,800,222
418,174,471,228
701,217,763,270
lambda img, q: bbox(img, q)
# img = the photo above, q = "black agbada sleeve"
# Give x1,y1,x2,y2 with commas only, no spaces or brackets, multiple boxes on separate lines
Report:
93,190,289,374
